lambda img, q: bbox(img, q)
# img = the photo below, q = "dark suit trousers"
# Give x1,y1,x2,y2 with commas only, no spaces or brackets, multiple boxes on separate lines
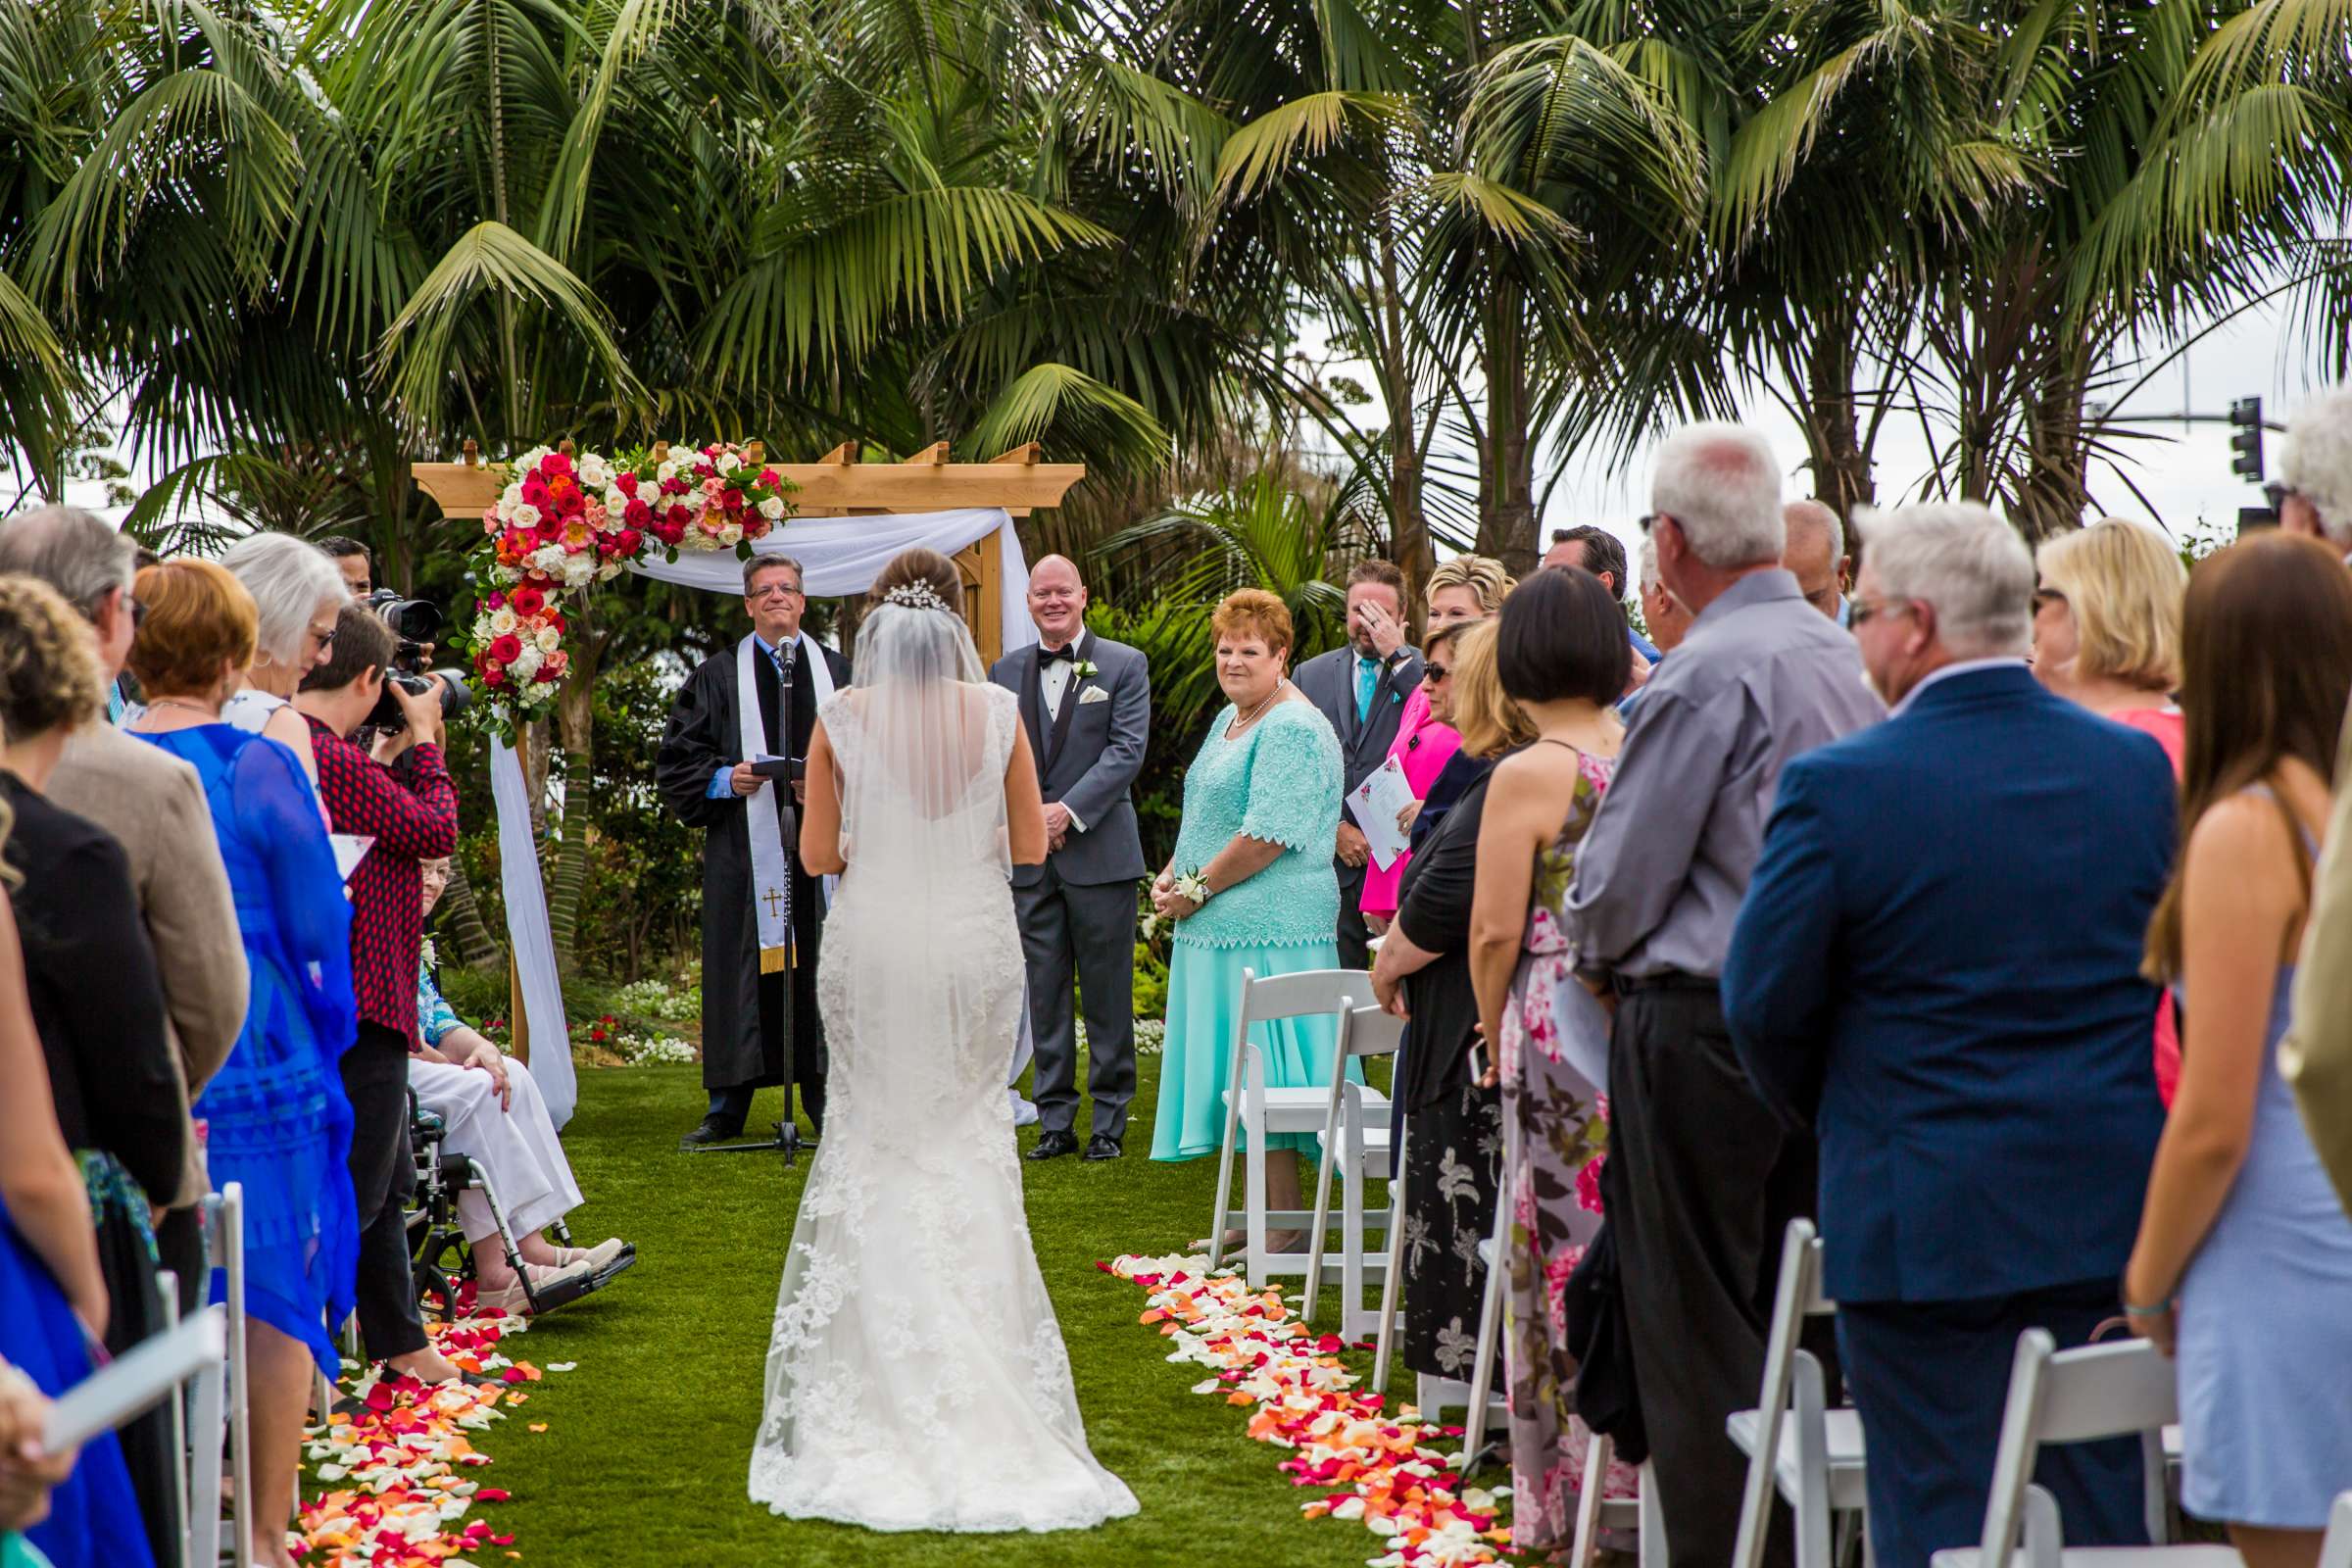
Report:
1016,865,1136,1141
344,1025,428,1361
1838,1283,2146,1568
1605,982,1818,1568
1336,858,1371,969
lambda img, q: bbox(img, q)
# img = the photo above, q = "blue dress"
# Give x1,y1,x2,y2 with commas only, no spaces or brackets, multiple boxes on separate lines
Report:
1153,699,1349,1162
0,1196,154,1568
2175,803,2352,1527
133,725,359,1376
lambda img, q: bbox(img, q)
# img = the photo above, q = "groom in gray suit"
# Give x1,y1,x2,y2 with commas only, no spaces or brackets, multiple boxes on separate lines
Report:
990,556,1152,1161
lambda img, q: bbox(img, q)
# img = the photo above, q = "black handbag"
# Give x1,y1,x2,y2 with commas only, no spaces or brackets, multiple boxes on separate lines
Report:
1562,1219,1649,1464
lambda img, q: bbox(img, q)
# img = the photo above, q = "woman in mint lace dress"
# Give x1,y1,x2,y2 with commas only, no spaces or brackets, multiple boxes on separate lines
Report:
1470,568,1636,1551
1152,591,1347,1248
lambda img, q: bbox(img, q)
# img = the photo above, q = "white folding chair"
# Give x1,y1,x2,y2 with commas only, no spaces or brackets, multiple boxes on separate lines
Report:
1728,1219,1868,1568
1205,967,1384,1287
1370,1111,1409,1395
1458,1042,1516,1474
152,1268,191,1563
1303,1004,1402,1339
196,1183,255,1568
1930,1333,2233,1568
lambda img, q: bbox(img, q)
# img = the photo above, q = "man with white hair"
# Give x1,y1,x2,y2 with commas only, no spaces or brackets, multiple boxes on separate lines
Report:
1636,533,1692,654
1780,498,1851,621
2277,386,2352,558
1567,423,1884,1568
1724,503,2173,1568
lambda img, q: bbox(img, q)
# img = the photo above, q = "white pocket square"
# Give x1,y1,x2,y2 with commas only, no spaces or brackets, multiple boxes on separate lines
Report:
1077,685,1111,705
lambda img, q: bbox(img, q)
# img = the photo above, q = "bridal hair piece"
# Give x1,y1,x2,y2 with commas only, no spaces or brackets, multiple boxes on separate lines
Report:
867,546,965,617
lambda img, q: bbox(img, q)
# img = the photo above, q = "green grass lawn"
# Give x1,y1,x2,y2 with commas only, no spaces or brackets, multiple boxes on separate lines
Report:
470,1054,1400,1567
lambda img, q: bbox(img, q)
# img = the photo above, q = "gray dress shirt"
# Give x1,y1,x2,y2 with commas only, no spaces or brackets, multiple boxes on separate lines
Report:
1568,567,1885,980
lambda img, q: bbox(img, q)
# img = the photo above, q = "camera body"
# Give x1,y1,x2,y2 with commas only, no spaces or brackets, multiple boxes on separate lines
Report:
363,589,473,733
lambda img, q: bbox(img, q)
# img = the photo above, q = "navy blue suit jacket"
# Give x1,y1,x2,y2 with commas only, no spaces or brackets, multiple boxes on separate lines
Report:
1723,664,2174,1304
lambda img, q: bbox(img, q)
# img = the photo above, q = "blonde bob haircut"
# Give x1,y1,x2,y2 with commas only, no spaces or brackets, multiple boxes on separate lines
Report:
1449,620,1536,759
1425,555,1516,615
2034,519,2186,692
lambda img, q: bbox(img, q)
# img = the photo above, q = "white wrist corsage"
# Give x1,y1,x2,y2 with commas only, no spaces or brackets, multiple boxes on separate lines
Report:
1172,870,1211,907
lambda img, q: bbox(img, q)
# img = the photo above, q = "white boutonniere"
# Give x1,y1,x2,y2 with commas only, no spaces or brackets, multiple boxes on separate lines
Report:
420,936,439,971
1072,659,1100,681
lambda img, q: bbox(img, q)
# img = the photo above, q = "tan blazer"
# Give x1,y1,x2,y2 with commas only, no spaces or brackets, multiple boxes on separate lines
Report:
2287,712,2352,1215
49,723,249,1209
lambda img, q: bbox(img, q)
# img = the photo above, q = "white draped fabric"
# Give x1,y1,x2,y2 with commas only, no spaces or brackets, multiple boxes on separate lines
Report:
624,507,1039,658
489,509,1039,1132
490,737,577,1127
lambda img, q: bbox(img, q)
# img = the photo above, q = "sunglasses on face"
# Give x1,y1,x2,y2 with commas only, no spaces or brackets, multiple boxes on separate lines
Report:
1420,663,1451,683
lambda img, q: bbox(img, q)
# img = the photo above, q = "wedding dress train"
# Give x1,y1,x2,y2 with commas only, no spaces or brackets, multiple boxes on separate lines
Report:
747,609,1137,1534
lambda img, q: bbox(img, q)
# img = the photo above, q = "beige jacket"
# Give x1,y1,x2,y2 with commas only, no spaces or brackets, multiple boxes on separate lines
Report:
2286,714,2352,1215
48,724,249,1209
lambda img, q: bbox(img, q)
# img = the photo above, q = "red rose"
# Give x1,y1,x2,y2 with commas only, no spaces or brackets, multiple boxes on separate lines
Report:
623,498,651,526
541,452,572,477
520,478,550,509
510,586,545,618
667,503,691,527
662,476,688,496
759,467,780,489
559,486,586,517
615,527,643,555
614,472,639,496
720,487,745,512
490,634,523,664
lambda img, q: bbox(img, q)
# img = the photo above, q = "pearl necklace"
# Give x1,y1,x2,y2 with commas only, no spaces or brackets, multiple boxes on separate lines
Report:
1227,679,1288,737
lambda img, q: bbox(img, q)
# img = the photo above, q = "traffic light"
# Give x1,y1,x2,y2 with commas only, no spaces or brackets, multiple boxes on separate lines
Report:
2230,396,2265,480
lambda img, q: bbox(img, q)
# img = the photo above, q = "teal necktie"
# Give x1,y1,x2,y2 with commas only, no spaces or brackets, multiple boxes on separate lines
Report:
1355,656,1380,721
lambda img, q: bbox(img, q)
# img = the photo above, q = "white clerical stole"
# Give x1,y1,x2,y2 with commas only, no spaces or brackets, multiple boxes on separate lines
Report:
735,632,835,973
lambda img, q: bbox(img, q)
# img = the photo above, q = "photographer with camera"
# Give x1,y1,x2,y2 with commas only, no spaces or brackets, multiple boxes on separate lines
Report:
293,601,468,1385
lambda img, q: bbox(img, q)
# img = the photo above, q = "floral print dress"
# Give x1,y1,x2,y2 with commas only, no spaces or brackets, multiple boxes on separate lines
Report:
1498,748,1638,1551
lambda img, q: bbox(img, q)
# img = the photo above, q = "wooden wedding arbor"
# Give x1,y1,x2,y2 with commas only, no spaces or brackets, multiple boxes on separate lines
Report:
407,437,1086,1075
411,438,1087,662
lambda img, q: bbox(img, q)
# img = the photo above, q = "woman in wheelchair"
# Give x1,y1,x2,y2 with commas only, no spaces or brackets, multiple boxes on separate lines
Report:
415,859,629,1313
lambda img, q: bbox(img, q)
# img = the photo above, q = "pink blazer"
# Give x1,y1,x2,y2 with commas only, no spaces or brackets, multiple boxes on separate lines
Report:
1358,685,1462,919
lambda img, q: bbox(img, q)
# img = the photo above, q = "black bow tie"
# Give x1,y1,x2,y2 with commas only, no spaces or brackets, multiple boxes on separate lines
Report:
1040,644,1076,663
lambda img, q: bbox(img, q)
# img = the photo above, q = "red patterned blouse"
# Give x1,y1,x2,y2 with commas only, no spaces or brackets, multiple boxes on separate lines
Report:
306,716,461,1045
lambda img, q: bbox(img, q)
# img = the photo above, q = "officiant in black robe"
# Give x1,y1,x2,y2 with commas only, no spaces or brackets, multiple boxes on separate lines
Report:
656,555,852,1147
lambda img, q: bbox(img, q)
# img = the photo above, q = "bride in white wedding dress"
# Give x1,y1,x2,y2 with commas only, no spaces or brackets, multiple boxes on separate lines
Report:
747,548,1139,1534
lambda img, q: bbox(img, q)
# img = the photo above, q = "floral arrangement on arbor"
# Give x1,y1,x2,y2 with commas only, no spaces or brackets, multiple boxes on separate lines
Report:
463,441,796,733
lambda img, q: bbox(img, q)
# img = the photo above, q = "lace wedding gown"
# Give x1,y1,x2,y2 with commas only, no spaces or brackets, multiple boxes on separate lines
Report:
747,603,1138,1534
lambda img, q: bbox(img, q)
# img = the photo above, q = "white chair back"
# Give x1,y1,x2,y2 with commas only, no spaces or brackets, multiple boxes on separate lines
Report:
1207,968,1381,1272
2320,1493,2352,1568
198,1184,255,1568
1303,1004,1404,1322
1732,1219,1838,1568
1974,1332,2177,1568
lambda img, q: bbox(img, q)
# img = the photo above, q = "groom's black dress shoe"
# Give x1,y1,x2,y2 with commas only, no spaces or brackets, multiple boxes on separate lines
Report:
1027,1130,1080,1161
679,1113,744,1150
1082,1135,1122,1162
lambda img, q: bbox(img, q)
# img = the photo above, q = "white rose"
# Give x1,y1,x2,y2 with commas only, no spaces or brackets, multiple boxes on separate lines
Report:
657,461,678,482
578,455,609,487
517,446,552,470
535,625,563,653
604,487,626,514
510,645,543,682
758,496,785,520
564,555,597,588
718,523,743,546
513,503,541,528
490,608,519,636
502,482,524,509
530,545,566,574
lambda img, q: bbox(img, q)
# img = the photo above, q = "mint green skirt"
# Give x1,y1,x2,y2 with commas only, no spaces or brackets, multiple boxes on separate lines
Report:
1152,939,1354,1161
